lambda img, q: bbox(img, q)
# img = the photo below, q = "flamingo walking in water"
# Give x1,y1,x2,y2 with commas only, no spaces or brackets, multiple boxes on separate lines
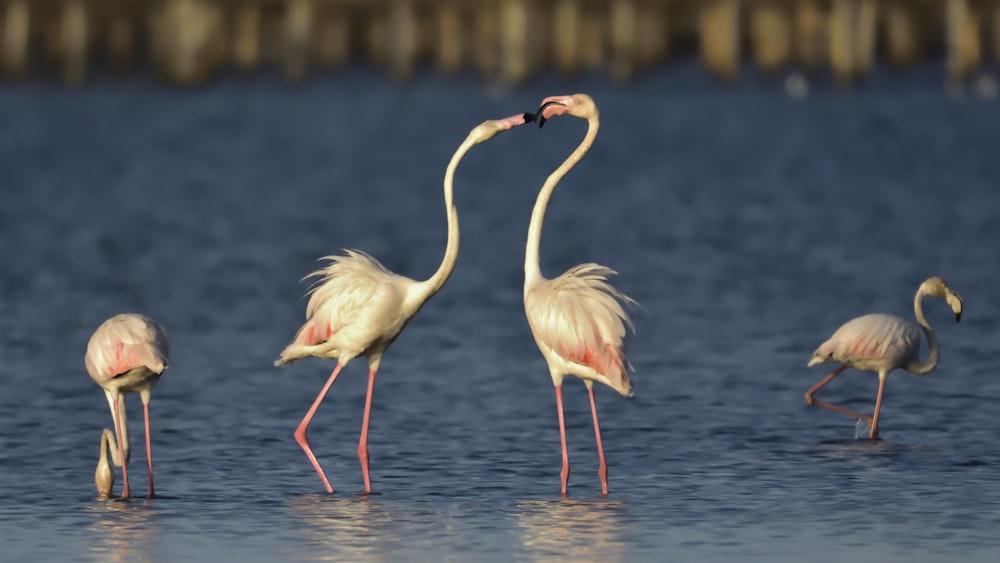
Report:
805,276,963,439
275,112,534,494
523,94,637,496
85,313,169,499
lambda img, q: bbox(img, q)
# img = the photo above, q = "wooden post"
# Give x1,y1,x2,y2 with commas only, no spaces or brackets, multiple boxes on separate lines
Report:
59,0,89,85
854,0,877,77
2,0,30,78
553,0,580,75
436,2,463,74
499,0,528,84
636,3,668,68
387,0,417,82
751,2,790,73
610,0,636,82
315,9,349,68
233,3,261,70
698,0,740,82
284,0,313,82
945,0,981,86
795,0,825,68
884,1,919,67
474,1,498,75
828,0,856,86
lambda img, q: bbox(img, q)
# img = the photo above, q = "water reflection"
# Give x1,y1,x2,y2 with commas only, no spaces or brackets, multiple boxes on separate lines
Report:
84,500,160,563
287,495,399,562
516,499,628,563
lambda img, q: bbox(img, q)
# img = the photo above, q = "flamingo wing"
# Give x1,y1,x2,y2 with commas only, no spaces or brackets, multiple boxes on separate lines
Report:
282,250,408,357
85,314,169,381
812,313,921,366
525,264,636,396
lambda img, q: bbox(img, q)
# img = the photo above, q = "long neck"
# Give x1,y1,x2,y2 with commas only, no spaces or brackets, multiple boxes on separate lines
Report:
416,137,471,301
524,114,599,293
104,392,130,464
907,288,939,375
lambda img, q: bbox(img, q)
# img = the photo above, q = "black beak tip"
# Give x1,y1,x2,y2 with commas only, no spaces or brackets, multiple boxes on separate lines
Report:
538,116,548,129
955,312,962,322
522,112,536,124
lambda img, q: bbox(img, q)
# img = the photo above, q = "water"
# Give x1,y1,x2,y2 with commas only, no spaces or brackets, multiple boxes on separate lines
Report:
1,63,999,562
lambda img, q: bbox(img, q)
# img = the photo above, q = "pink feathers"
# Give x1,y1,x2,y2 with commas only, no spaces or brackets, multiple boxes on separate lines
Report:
85,314,169,382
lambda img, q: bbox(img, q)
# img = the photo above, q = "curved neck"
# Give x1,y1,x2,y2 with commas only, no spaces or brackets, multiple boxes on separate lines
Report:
416,137,471,301
104,391,129,464
907,288,939,375
524,114,599,293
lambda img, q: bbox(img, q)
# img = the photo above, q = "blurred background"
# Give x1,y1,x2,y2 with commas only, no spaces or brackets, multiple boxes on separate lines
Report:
0,0,998,90
3,1,1000,563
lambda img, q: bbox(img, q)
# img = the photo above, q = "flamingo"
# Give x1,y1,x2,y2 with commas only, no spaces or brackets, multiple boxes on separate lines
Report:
85,313,169,499
804,276,963,439
275,112,534,494
523,94,637,496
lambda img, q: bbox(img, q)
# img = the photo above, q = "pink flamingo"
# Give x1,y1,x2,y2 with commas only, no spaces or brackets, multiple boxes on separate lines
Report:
805,276,963,439
85,313,169,499
523,94,636,496
275,112,534,494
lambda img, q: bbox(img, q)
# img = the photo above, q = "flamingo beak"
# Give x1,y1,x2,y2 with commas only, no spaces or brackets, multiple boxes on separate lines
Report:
955,311,962,322
536,100,566,129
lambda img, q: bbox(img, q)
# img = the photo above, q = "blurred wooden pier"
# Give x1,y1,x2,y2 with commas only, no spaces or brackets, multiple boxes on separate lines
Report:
1,0,999,87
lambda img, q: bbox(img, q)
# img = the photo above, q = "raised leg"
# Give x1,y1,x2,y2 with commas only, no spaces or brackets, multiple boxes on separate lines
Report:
804,365,874,425
554,385,570,496
357,368,378,493
111,397,131,498
868,374,888,439
143,401,155,498
587,386,608,496
295,362,345,493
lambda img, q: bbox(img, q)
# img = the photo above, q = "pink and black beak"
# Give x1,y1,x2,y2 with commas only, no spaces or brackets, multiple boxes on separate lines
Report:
536,100,566,128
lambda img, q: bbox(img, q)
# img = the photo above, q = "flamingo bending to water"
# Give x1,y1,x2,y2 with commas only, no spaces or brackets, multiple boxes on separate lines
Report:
86,313,169,499
805,276,963,439
275,112,534,494
523,94,637,496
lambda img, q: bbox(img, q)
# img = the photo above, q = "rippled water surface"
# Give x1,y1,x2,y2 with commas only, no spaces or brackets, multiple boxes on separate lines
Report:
1,64,999,562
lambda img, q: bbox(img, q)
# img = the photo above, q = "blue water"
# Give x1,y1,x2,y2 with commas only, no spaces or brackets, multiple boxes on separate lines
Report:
1,63,999,562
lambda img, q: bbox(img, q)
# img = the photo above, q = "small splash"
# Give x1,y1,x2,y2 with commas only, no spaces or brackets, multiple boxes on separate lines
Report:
854,418,872,440
785,72,809,99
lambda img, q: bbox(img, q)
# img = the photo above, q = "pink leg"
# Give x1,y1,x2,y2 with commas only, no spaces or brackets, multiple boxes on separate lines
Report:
144,402,155,498
112,397,131,498
804,365,875,425
869,375,888,440
357,368,378,493
587,387,608,496
295,362,345,494
554,385,570,496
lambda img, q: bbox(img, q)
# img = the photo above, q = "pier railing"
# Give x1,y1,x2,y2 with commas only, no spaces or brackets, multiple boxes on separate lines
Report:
1,0,997,86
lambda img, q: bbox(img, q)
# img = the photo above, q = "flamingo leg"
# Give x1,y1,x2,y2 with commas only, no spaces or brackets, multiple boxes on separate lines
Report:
804,365,874,425
587,386,608,496
357,368,377,493
111,397,131,498
868,375,888,440
554,385,570,496
143,401,155,498
295,362,345,494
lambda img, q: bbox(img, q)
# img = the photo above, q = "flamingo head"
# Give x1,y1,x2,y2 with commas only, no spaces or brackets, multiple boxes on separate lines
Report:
921,276,963,322
467,112,536,144
95,456,115,498
536,94,597,128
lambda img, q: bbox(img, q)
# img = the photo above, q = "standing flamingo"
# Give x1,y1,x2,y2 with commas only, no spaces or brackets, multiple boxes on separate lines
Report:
805,276,963,439
523,94,636,496
275,112,534,494
85,313,169,499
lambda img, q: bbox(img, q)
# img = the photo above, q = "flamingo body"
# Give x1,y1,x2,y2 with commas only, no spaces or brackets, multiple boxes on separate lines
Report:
524,264,634,396
85,313,169,499
808,313,921,373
